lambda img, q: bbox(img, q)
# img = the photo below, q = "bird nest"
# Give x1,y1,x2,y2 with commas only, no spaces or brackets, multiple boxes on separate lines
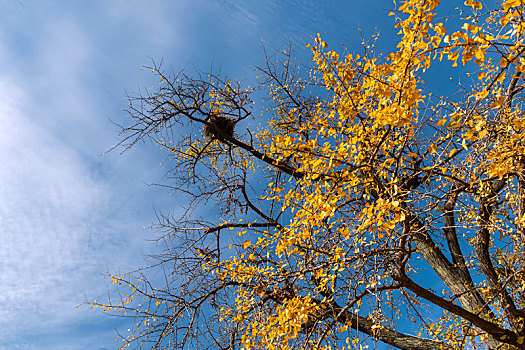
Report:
203,115,235,140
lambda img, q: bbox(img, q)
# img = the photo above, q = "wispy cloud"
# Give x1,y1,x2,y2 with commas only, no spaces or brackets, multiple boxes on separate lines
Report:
0,9,170,348
0,72,104,340
0,1,382,348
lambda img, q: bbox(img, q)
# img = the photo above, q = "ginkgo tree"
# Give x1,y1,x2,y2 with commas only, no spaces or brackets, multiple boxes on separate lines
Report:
92,0,525,349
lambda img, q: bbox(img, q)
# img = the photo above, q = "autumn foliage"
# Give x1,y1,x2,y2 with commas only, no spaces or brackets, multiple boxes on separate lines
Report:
93,0,525,349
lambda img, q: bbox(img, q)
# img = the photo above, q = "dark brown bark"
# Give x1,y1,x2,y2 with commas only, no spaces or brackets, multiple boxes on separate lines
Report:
475,178,525,332
394,271,524,349
300,294,454,350
406,214,500,348
443,185,468,274
517,164,525,243
325,300,454,350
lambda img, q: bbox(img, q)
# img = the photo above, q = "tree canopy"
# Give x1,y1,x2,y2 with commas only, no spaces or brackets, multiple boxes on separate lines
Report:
93,0,525,349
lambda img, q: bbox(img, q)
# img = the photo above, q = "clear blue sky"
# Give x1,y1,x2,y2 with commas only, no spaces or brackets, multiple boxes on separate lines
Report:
0,1,401,349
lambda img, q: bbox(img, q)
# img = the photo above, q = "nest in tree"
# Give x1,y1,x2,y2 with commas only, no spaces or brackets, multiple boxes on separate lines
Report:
204,115,235,140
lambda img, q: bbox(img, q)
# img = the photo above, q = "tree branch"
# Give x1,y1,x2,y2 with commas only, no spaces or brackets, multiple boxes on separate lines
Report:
393,271,523,349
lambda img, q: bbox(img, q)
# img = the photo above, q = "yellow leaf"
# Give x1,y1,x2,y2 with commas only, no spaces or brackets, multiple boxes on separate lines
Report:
242,241,251,249
502,0,522,11
465,0,483,9
385,221,396,229
312,159,323,168
475,89,489,100
490,97,505,108
474,48,485,61
434,23,447,36
463,128,475,141
478,129,488,139
462,139,468,151
436,118,447,126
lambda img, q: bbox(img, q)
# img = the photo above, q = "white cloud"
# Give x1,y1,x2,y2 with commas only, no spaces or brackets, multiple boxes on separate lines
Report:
0,15,167,347
0,72,105,334
0,1,266,347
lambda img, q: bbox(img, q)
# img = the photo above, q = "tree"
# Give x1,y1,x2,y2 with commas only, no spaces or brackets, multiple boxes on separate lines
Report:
93,0,525,349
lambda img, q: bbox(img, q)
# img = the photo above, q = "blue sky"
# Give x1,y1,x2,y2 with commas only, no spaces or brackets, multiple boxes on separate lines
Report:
0,1,399,349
